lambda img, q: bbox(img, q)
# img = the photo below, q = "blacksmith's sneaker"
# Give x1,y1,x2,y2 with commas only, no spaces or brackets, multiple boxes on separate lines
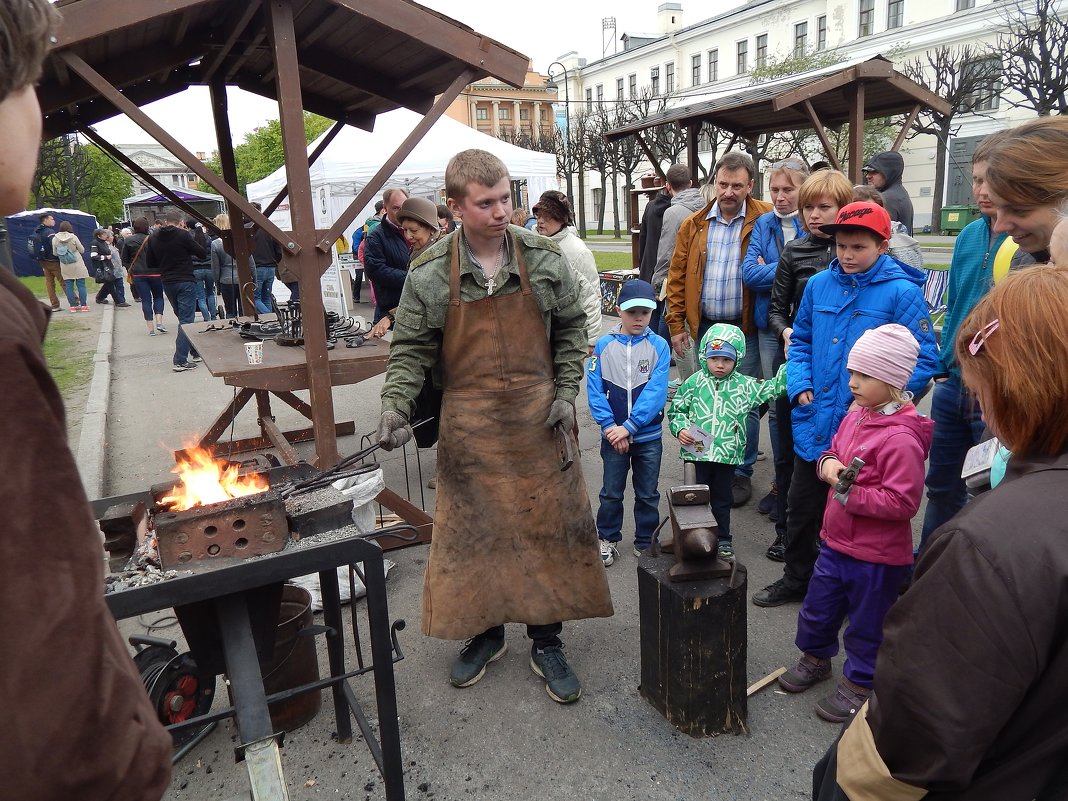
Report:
599,540,617,566
752,578,806,607
530,645,581,703
449,634,507,688
815,678,871,723
779,654,832,693
731,475,752,507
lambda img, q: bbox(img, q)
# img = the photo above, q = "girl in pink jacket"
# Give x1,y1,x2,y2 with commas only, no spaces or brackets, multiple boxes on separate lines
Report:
776,324,934,723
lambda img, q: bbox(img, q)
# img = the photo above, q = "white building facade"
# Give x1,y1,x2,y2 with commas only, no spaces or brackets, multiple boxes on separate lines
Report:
555,0,1047,230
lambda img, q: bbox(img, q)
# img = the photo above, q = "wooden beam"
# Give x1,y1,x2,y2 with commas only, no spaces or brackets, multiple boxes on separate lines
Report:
75,124,216,230
58,51,300,256
326,0,529,87
883,73,953,117
800,99,842,172
209,77,257,316
53,0,217,49
773,67,860,113
296,48,435,114
263,120,346,218
200,0,263,83
845,83,866,185
633,132,667,180
686,124,700,186
267,0,339,469
892,104,923,152
231,77,375,131
316,68,476,252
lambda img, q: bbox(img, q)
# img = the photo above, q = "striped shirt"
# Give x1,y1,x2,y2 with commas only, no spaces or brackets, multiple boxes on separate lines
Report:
701,200,746,321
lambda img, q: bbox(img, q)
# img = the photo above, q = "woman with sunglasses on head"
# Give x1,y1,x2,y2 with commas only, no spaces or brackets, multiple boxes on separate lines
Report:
741,157,808,518
814,264,1068,801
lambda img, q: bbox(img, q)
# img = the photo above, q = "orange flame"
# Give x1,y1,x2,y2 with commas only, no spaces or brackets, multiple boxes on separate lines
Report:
160,448,269,511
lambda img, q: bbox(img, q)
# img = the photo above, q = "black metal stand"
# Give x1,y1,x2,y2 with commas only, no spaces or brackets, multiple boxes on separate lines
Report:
105,534,408,801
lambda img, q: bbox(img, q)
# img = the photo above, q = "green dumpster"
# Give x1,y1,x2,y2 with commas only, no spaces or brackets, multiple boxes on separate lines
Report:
940,205,981,235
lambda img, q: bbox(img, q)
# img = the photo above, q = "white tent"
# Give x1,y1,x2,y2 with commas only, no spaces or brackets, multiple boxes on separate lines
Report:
246,108,560,234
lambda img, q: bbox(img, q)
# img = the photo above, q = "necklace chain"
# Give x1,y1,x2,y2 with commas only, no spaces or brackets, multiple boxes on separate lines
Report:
465,235,507,294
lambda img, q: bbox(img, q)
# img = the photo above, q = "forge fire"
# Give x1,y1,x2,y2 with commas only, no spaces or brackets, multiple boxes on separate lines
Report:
160,448,269,511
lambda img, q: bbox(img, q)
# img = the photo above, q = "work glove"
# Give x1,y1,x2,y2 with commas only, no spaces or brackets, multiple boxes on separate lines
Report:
544,399,576,431
377,410,412,451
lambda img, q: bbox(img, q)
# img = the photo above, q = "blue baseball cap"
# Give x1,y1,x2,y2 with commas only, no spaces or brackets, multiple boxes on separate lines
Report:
703,339,738,361
617,279,657,311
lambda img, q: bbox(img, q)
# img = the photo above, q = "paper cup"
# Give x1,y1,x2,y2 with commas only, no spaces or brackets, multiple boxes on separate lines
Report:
245,341,263,365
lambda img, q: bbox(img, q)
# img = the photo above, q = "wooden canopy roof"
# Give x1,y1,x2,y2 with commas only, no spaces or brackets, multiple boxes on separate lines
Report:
41,0,529,140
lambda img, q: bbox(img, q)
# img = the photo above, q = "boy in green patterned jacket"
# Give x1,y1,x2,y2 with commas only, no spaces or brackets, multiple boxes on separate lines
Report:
669,323,786,557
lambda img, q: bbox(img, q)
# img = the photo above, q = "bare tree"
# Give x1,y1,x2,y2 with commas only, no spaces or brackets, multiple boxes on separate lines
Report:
903,46,1002,230
988,0,1068,116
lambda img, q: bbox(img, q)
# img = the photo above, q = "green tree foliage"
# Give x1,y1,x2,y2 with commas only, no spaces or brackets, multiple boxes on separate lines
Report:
30,136,131,224
199,112,333,194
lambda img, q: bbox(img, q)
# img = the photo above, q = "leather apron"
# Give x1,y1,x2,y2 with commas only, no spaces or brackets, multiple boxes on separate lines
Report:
422,234,614,639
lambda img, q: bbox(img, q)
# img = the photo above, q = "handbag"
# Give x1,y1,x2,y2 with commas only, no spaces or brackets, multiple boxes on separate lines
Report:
410,368,442,448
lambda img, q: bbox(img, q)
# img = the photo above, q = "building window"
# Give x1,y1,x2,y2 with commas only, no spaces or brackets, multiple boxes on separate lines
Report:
498,106,510,120
692,53,702,85
665,62,675,93
737,40,748,75
475,107,488,121
887,0,904,29
519,107,530,120
628,73,637,98
585,88,593,112
794,22,808,57
858,0,874,37
965,57,1002,111
708,49,718,82
956,0,975,8
755,34,768,68
817,15,827,50
651,65,660,95
596,84,604,106
616,77,624,100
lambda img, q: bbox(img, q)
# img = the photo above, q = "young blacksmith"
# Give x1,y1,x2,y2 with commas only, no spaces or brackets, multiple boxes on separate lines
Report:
377,149,613,703
0,1,173,799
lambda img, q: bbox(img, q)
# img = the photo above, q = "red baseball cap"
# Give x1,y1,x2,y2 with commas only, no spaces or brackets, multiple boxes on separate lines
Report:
819,201,891,241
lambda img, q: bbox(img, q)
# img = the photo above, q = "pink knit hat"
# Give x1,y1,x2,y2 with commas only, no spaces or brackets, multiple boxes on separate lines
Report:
847,324,919,390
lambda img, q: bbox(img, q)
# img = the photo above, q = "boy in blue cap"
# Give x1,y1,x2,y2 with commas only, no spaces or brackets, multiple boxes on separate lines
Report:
587,279,671,564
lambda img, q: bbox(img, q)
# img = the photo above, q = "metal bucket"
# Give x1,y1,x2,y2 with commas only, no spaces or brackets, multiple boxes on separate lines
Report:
261,583,322,731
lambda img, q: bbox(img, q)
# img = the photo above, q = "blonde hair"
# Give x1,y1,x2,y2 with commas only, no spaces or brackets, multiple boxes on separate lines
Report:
797,170,854,234
956,264,1068,455
445,149,509,201
213,213,231,230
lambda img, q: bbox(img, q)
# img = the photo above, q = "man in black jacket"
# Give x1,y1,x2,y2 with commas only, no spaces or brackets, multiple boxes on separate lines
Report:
363,187,411,323
145,210,206,371
33,212,62,312
863,151,914,234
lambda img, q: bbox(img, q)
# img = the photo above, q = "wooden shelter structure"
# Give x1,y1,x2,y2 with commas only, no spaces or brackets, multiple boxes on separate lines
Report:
41,0,530,469
606,55,952,185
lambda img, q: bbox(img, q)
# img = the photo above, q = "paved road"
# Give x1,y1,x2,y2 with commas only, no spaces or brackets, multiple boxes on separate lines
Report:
95,299,933,801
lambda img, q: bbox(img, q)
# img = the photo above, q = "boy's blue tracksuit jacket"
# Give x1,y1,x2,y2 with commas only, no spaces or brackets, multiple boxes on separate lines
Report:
587,324,671,444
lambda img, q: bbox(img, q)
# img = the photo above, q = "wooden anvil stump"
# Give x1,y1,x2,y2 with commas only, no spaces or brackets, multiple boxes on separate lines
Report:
637,551,748,736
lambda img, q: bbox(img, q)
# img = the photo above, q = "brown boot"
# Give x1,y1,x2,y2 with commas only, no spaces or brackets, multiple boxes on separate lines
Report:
814,678,871,723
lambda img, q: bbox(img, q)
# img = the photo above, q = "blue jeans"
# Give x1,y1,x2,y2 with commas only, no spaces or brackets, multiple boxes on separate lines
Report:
95,278,126,304
63,278,87,307
757,327,782,465
918,377,986,552
134,275,165,319
255,265,276,313
596,437,663,550
162,281,198,365
193,268,217,321
697,317,759,478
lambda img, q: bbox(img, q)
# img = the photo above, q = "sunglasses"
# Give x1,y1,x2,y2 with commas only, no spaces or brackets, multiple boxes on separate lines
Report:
968,318,999,356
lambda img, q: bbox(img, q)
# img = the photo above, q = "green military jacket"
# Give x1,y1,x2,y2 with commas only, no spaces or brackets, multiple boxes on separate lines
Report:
380,224,589,418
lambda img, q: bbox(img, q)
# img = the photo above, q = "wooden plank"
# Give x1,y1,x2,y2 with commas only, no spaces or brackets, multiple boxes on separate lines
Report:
258,414,301,465
199,0,262,83
892,103,922,152
53,0,216,49
746,667,787,697
297,48,435,114
772,66,861,113
374,488,433,551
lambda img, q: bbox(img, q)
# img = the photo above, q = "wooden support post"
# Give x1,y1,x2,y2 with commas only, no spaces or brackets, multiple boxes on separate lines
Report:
845,83,866,185
634,133,666,180
892,103,922,153
801,100,842,172
266,0,339,469
637,554,748,737
209,77,257,315
686,124,699,185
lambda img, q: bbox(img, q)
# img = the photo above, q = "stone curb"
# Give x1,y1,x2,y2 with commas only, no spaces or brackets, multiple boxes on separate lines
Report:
75,303,115,500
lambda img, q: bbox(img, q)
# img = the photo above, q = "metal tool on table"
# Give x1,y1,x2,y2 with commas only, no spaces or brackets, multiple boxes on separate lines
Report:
833,457,865,505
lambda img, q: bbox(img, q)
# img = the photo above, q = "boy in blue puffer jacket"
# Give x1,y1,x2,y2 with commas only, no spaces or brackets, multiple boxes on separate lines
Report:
587,279,671,566
753,202,939,608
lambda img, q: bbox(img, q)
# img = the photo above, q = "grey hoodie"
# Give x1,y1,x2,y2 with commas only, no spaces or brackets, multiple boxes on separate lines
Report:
865,151,914,234
652,187,706,292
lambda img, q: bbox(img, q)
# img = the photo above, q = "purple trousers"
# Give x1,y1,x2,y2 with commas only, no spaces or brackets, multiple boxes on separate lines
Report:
795,545,910,688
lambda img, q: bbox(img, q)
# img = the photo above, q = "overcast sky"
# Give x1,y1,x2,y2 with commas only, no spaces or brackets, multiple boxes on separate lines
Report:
91,0,672,153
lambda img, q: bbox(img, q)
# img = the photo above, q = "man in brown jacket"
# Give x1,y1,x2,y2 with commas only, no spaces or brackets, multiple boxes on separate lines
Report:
664,151,772,504
0,3,173,799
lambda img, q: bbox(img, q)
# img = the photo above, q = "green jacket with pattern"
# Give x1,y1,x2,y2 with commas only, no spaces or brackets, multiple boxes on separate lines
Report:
380,225,588,419
668,323,786,464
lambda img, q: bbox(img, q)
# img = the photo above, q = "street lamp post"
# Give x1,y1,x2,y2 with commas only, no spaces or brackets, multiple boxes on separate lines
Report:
546,61,574,211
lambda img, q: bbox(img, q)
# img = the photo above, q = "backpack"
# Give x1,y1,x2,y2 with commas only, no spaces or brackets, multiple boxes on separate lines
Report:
55,240,78,265
28,232,50,260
